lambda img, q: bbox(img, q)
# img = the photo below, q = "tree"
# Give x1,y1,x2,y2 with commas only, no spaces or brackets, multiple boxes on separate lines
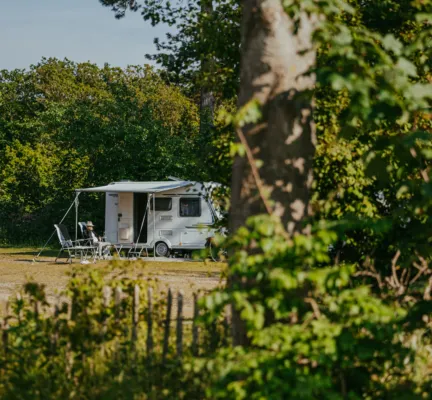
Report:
227,0,317,346
198,0,216,137
99,0,239,192
230,0,316,236
312,0,432,269
99,0,240,130
202,0,432,395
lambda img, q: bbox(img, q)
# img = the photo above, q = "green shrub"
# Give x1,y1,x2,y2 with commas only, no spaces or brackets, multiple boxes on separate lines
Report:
200,216,432,399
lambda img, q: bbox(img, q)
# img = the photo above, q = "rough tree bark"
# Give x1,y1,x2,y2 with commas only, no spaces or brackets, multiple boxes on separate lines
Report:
230,0,316,235
229,0,317,346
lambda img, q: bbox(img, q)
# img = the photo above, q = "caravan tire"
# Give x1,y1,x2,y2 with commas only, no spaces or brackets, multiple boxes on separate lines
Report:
155,241,170,257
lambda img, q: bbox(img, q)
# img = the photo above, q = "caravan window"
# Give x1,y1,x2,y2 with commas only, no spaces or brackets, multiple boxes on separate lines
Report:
180,198,201,217
151,198,172,211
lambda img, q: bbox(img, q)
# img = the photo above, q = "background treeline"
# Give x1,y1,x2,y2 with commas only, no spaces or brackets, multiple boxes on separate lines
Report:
0,59,230,244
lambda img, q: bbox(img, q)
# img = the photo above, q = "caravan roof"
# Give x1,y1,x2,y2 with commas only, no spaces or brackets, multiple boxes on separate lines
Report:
76,180,193,194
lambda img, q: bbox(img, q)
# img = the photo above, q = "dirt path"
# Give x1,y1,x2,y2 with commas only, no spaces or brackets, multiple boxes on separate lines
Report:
0,248,225,317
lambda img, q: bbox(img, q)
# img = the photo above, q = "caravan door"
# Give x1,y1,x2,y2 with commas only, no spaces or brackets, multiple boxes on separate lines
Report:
118,192,134,243
105,192,118,243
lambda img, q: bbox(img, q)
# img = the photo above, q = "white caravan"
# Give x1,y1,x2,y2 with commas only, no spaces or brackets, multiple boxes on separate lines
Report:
76,179,224,257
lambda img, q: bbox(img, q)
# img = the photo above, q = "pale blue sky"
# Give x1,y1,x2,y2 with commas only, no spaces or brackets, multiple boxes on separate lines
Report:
0,0,170,70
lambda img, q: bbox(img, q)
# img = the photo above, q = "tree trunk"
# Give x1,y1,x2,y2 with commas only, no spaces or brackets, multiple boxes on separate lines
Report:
199,0,215,136
200,87,215,132
231,0,316,235
229,0,317,346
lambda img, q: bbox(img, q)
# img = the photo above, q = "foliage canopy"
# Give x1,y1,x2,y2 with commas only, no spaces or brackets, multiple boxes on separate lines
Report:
0,58,228,243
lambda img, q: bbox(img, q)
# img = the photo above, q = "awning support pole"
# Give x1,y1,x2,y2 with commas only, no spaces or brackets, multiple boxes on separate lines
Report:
153,193,156,260
75,195,79,242
33,192,81,263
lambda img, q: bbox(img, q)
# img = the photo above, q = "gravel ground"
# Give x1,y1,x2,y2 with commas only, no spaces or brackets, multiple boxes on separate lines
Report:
0,248,225,317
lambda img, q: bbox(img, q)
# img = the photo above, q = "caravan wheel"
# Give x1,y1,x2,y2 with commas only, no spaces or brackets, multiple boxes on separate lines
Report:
155,241,170,257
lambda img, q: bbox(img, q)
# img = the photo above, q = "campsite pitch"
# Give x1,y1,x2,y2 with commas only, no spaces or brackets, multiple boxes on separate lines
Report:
0,247,225,317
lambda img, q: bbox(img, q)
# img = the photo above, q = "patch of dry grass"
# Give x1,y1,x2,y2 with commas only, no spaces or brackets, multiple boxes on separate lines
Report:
0,247,226,317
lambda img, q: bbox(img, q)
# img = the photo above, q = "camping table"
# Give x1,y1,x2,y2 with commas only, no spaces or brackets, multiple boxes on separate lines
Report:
113,243,149,259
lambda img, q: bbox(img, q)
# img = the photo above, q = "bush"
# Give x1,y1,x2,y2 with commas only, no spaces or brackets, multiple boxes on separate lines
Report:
201,216,432,399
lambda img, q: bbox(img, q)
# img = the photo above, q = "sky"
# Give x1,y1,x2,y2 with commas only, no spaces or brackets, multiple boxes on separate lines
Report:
0,0,170,70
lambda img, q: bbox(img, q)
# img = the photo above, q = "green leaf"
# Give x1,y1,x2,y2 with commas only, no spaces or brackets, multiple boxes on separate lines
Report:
382,34,403,56
396,57,417,77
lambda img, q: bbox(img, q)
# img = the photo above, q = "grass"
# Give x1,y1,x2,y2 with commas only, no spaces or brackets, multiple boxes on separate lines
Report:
0,247,226,317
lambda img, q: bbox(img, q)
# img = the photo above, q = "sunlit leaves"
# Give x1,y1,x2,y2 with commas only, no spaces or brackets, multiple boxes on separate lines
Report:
0,58,203,243
202,214,419,399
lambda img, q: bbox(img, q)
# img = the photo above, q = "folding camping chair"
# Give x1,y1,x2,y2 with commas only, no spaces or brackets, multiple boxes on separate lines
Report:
78,222,90,243
78,221,112,260
54,224,96,264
